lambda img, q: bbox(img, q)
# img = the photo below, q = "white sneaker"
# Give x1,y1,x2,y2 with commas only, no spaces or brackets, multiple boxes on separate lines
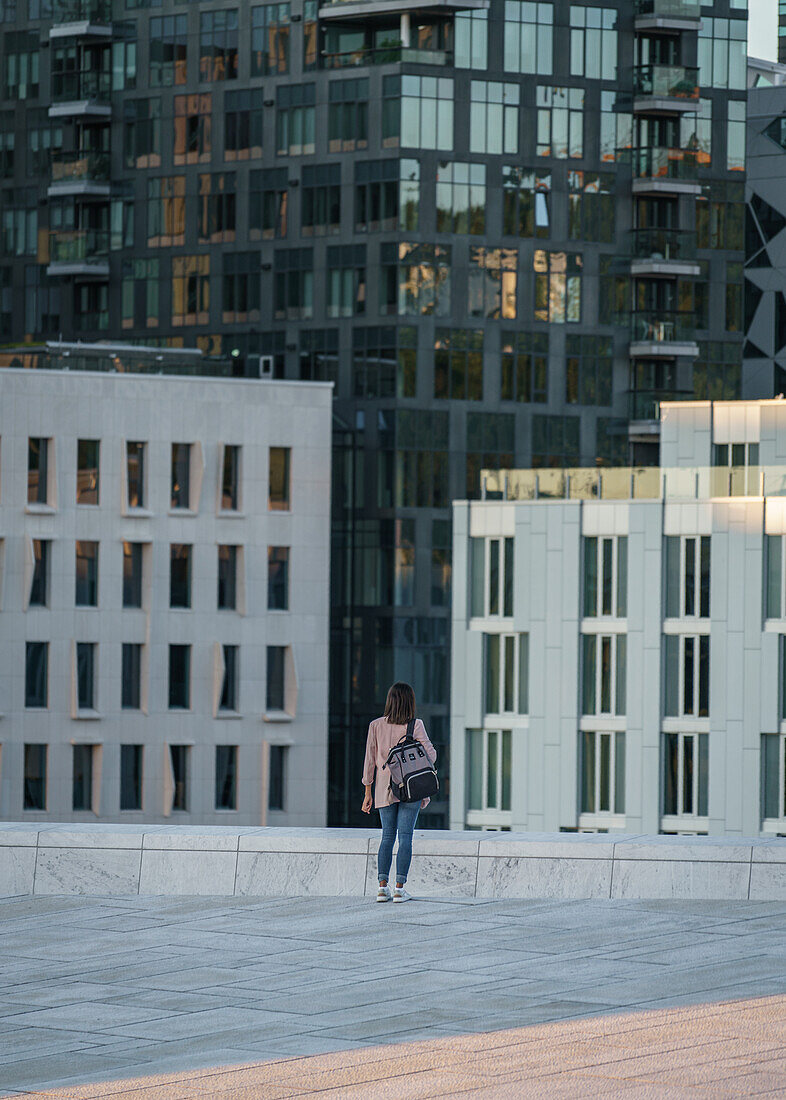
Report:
376,884,392,903
393,887,412,903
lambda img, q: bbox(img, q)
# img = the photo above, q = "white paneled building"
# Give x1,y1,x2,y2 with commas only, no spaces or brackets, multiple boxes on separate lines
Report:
0,366,332,825
451,399,786,837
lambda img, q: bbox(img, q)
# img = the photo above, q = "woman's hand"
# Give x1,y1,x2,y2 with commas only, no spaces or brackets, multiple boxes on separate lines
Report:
362,791,373,814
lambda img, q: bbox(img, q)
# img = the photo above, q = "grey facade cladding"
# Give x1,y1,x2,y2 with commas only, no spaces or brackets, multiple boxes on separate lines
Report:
0,0,747,826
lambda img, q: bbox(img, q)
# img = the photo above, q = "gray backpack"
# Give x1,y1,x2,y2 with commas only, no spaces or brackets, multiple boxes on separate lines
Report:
384,719,439,803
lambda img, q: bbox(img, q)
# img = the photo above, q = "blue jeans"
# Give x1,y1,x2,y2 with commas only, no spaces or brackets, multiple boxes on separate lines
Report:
377,801,420,886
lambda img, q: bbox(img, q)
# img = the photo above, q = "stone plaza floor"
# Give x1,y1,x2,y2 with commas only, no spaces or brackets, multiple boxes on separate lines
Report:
1,895,786,1098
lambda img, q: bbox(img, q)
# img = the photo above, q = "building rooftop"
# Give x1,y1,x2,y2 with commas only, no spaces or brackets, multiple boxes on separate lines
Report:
0,342,261,380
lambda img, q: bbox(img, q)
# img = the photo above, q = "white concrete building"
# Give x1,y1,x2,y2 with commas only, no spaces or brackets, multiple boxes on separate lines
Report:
0,363,332,826
451,399,786,837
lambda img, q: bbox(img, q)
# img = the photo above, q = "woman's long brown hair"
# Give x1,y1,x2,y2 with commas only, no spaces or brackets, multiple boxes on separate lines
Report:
384,681,416,725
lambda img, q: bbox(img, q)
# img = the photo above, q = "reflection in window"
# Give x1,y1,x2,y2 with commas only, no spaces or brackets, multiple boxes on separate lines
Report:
401,75,454,151
224,90,263,161
327,244,366,318
199,172,236,243
172,255,210,326
173,94,212,165
75,541,98,607
123,542,143,608
434,328,483,400
600,91,632,164
469,247,517,320
727,101,745,171
30,540,49,607
455,9,488,69
570,5,617,80
27,437,49,504
537,86,583,158
170,744,189,808
503,167,550,238
249,168,288,240
77,440,99,505
276,83,315,155
470,81,519,155
534,250,582,323
568,172,615,243
171,443,192,509
504,1,552,74
698,16,747,90
466,413,514,498
147,178,184,247
329,78,368,153
393,242,451,317
531,413,580,467
566,335,613,405
299,328,339,382
126,442,145,508
352,325,417,399
394,519,415,607
150,15,187,86
200,9,238,81
355,158,419,233
269,447,290,510
251,3,290,76
501,331,548,403
436,162,485,235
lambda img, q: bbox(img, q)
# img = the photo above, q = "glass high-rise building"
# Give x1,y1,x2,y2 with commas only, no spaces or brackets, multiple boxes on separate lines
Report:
0,0,747,826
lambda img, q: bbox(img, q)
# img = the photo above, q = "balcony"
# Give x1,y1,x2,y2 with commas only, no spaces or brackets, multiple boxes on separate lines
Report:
323,44,452,67
630,228,700,277
635,0,701,32
49,70,111,118
629,388,693,422
48,152,110,197
631,146,702,195
319,0,488,22
633,65,699,114
630,310,699,357
49,0,112,38
47,230,109,278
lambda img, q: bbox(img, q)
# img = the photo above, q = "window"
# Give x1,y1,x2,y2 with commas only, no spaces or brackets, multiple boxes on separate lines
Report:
268,547,289,610
400,75,454,151
23,743,46,810
168,645,191,709
664,634,710,718
173,93,212,165
470,82,518,155
696,182,744,251
768,537,786,621
274,247,313,319
763,730,786,821
268,744,287,810
712,441,759,496
599,254,630,326
665,537,710,619
76,643,96,710
570,5,617,80
2,202,36,257
28,111,62,177
150,15,187,86
534,250,582,323
302,164,341,237
126,442,145,509
76,439,99,505
384,243,450,317
469,248,517,320
170,744,189,810
484,633,528,715
27,438,49,505
582,634,626,716
276,84,315,156
329,78,368,153
727,101,745,172
215,745,238,809
4,31,38,100
537,87,584,158
171,443,192,509
431,520,451,608
503,168,550,239
269,447,290,510
146,178,185,247
327,245,365,318
600,90,632,164
200,9,238,81
434,328,483,400
170,251,209,321
355,158,419,234
581,730,625,816
303,0,318,69
504,2,553,74
466,412,515,498
568,172,614,243
218,645,239,713
470,537,514,618
698,16,747,90
218,545,238,610
124,97,161,169
250,169,288,240
224,91,263,160
222,253,260,324
531,414,580,467
199,172,236,242
466,729,512,814
501,332,548,403
566,336,612,406
218,445,240,512
436,162,485,235
693,341,742,403
252,4,290,75
123,542,143,608
266,645,286,711
377,410,449,510
75,541,98,607
120,744,143,811
300,329,339,382
352,325,416,399
170,544,192,609
725,261,743,333
583,537,627,619
663,732,708,821
455,9,488,69
122,643,142,710
25,642,48,708
30,540,49,607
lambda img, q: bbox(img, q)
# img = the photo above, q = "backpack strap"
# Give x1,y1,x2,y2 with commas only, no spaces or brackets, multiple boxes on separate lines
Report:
406,717,415,740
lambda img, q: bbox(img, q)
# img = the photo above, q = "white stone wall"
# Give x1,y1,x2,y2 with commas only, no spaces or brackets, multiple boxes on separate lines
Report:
0,369,332,826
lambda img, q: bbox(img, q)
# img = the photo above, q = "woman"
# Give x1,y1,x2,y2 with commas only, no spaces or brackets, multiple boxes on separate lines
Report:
361,681,437,903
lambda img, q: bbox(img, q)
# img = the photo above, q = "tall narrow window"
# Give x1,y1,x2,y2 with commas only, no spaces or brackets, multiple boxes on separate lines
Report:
268,744,287,810
123,542,143,608
583,536,627,618
169,544,192,609
27,437,49,504
220,645,239,711
215,745,238,809
466,728,512,817
30,539,49,606
23,743,47,810
221,445,240,510
663,634,710,717
484,633,528,715
122,643,142,710
76,642,96,710
170,744,189,810
171,443,191,509
581,730,625,816
217,545,238,610
120,744,143,811
582,633,626,716
75,541,99,607
266,645,286,711
72,744,94,811
268,546,289,610
470,537,485,617
25,642,48,708
665,536,711,618
663,732,709,820
168,644,191,709
76,439,100,505
126,442,145,508
269,447,290,510
767,535,784,619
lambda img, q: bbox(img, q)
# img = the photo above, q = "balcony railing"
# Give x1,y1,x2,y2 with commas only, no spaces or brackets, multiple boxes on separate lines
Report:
631,228,697,262
49,229,109,265
50,152,110,184
51,70,111,103
633,146,699,182
635,0,701,18
633,65,699,103
51,0,112,22
629,389,692,421
323,45,451,68
631,310,695,345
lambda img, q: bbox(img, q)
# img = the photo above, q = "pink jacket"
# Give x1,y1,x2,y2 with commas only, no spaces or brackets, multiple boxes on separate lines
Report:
362,717,437,809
